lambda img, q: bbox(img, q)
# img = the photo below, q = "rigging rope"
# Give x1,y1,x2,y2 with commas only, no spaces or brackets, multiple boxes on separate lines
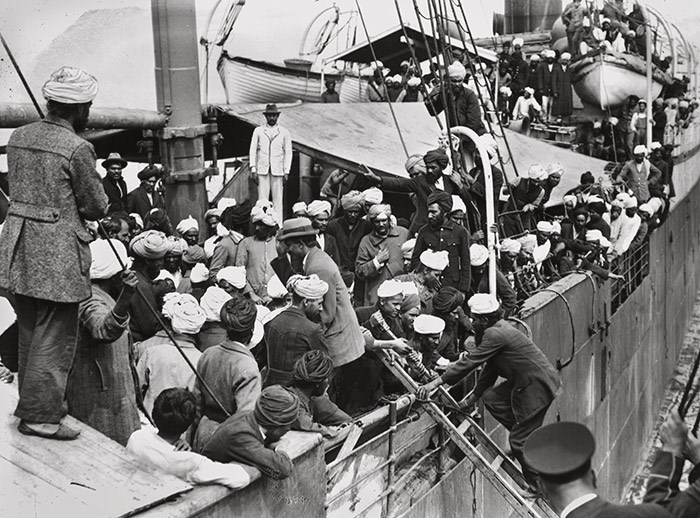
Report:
354,0,409,158
0,30,44,118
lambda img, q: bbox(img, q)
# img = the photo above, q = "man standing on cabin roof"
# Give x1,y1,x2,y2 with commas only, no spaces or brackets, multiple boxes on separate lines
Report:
101,152,128,213
249,104,292,224
321,79,340,103
0,67,107,440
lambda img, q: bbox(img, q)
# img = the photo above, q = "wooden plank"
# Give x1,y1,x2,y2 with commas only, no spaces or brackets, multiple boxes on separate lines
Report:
334,424,363,462
0,383,191,518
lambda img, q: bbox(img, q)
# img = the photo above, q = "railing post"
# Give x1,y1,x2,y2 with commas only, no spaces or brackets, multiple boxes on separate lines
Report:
386,401,397,517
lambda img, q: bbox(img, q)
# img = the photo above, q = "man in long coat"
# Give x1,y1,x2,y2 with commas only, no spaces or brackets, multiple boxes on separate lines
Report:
126,165,165,220
0,67,107,439
101,152,129,214
551,53,574,122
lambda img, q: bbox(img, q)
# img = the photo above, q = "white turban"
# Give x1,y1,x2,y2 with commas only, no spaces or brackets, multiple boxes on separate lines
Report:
250,305,270,348
499,86,512,97
585,229,603,242
639,203,654,215
518,234,538,254
563,194,578,206
546,163,564,177
592,27,605,41
176,215,199,235
469,244,489,266
447,61,467,81
267,275,288,299
362,187,383,205
524,87,535,95
165,236,185,256
392,74,402,83
287,274,329,299
648,198,663,213
376,279,405,299
89,239,126,280
587,195,604,205
633,145,647,155
199,286,232,322
130,230,170,259
530,55,540,62
528,164,547,180
451,195,467,214
407,77,421,87
560,52,572,61
512,38,524,47
624,196,638,208
468,293,500,315
292,202,307,214
552,221,562,234
413,314,445,335
611,199,625,209
582,17,591,27
251,205,277,227
420,249,449,271
190,263,209,284
650,141,662,151
537,221,555,234
500,238,522,254
401,238,416,260
599,237,611,248
161,292,206,335
217,197,237,210
217,266,247,289
616,192,631,203
42,66,98,104
306,200,332,217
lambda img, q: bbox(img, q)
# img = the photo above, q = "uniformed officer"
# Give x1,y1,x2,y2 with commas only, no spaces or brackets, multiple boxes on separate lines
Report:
523,421,673,517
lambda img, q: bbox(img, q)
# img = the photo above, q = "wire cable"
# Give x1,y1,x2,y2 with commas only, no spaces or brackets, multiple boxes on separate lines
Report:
0,30,44,118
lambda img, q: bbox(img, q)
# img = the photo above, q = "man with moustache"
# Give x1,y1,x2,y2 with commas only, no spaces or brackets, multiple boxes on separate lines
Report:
127,165,165,220
101,152,129,213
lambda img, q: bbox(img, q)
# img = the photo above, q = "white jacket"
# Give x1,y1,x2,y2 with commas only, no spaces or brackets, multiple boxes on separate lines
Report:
610,213,641,255
249,124,292,177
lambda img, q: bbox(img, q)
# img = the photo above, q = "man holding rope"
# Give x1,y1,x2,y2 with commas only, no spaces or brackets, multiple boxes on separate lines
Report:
0,67,107,440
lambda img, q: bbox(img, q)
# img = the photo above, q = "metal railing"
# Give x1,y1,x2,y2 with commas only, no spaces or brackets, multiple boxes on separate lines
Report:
611,239,650,313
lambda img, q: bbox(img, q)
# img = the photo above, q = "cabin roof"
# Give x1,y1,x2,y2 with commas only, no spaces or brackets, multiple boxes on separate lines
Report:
214,102,609,206
323,24,498,71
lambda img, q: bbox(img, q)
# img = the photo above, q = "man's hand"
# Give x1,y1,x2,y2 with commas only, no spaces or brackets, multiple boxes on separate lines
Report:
359,165,382,185
684,430,700,465
250,168,258,184
173,437,192,451
376,248,390,264
424,275,442,291
250,292,265,305
121,270,139,293
0,364,13,384
388,338,411,355
457,393,478,410
284,174,289,183
660,409,687,455
416,378,442,401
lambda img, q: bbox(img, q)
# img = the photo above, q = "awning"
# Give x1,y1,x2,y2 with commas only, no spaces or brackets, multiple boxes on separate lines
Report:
323,24,497,73
215,102,609,205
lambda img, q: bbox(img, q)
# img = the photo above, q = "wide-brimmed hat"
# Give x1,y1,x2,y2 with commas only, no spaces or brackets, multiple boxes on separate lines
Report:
263,104,280,115
102,152,127,169
276,217,318,241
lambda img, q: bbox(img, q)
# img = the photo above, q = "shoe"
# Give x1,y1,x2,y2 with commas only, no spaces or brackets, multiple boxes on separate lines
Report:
18,421,81,441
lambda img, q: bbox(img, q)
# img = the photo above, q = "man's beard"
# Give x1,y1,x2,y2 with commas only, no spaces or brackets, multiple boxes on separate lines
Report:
305,309,322,323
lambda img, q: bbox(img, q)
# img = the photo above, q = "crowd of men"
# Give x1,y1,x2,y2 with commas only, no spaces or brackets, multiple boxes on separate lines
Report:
0,57,698,516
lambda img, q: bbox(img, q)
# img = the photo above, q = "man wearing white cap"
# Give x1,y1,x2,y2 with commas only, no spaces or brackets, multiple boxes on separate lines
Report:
502,164,546,236
412,314,446,372
264,274,329,388
613,145,662,203
417,293,560,484
66,239,140,445
307,200,339,263
0,66,107,439
425,60,487,136
469,244,517,316
396,249,448,313
511,86,543,123
292,202,307,218
234,205,277,303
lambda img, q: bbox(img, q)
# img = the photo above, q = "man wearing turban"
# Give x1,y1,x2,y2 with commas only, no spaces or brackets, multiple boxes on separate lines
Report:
362,148,469,236
197,286,233,351
127,230,171,342
613,144,662,204
126,165,166,220
469,244,517,317
0,66,108,439
355,205,409,306
192,294,263,451
502,164,547,236
288,350,351,437
66,239,140,445
430,287,470,362
176,215,200,247
201,386,298,480
135,292,205,418
418,294,560,485
264,275,330,388
411,191,471,294
208,201,252,282
395,249,448,313
306,200,339,263
424,60,487,136
235,204,278,303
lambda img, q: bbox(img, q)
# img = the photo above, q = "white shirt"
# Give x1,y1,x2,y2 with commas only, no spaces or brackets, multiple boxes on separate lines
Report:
512,96,542,120
560,493,597,518
146,192,154,206
317,233,325,252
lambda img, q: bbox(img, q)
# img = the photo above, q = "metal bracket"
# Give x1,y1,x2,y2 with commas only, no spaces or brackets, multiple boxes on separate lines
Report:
158,123,217,140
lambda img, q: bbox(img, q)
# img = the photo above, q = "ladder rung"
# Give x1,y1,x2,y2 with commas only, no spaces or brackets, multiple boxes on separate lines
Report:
491,456,504,472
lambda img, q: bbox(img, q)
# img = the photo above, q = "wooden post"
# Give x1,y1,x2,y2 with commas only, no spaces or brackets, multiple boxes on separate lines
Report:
386,401,397,517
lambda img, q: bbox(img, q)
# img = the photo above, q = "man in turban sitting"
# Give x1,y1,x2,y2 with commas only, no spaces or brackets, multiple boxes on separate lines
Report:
418,294,560,485
362,148,468,237
411,191,471,294
264,275,329,388
288,350,351,437
128,230,172,342
193,294,262,451
201,386,299,480
135,292,206,418
355,204,409,306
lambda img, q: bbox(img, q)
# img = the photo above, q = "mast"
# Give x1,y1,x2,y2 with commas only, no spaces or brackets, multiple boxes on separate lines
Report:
151,0,216,227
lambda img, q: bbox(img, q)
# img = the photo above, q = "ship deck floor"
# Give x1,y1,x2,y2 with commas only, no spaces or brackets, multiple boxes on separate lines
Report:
0,382,191,518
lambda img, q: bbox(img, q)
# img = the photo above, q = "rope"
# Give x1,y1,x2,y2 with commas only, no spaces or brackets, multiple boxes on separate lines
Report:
539,287,576,370
0,30,44,118
353,0,409,158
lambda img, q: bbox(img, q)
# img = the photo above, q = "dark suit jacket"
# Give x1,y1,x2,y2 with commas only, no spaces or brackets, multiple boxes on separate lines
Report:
645,452,700,518
201,411,294,480
411,219,471,292
126,185,165,219
441,320,560,423
102,176,128,214
569,496,672,517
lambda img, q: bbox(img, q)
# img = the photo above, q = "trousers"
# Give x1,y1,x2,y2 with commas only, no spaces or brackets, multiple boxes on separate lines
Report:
14,294,79,423
257,174,284,223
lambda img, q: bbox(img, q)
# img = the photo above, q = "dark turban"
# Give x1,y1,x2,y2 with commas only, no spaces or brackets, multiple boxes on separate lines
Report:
254,386,300,428
221,200,252,230
138,165,163,181
432,287,464,314
220,294,257,334
400,292,421,313
293,350,334,384
426,191,453,214
423,148,449,169
182,245,206,265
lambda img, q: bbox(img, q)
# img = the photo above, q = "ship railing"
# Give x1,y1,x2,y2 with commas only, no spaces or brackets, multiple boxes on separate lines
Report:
611,239,650,312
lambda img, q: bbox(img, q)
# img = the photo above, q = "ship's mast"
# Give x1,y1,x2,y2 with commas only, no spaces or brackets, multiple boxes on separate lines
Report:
151,0,215,227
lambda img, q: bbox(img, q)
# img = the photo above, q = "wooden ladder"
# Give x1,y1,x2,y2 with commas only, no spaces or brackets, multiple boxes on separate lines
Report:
377,351,557,518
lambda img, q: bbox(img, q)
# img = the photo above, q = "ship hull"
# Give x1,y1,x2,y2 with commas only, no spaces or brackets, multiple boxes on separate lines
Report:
217,54,343,104
570,51,671,109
